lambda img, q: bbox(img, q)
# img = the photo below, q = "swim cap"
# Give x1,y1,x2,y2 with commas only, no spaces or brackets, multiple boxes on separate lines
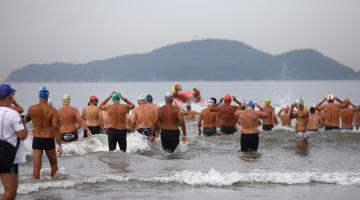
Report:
146,94,153,102
295,98,304,105
48,99,53,107
327,94,334,101
309,106,316,114
137,94,145,101
62,95,70,105
265,98,271,105
186,104,191,110
210,97,217,105
283,106,289,113
90,96,98,102
164,92,173,100
0,83,16,98
112,92,120,101
247,100,255,108
38,86,49,99
208,99,214,105
224,95,231,102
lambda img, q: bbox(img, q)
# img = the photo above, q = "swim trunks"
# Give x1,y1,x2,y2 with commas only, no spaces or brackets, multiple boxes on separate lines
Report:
262,124,273,131
324,126,339,131
0,163,18,174
61,132,79,142
203,127,217,136
240,133,259,152
296,132,310,140
137,128,152,138
160,129,180,153
108,128,127,152
341,127,353,131
220,126,235,134
32,137,55,150
307,129,319,132
84,125,101,138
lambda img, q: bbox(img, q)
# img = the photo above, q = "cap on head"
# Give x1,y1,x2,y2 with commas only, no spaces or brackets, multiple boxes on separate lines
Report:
265,98,271,105
309,106,316,114
208,99,215,106
48,99,53,107
295,98,304,106
0,83,16,99
112,92,120,101
62,95,70,105
137,94,145,102
90,96,98,102
283,106,289,113
210,97,217,105
164,92,173,101
146,94,153,103
224,95,231,102
186,104,191,110
38,86,49,99
247,100,255,108
327,94,335,102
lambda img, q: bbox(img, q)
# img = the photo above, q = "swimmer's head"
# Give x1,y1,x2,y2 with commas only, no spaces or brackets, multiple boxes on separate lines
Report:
295,98,304,106
247,100,255,109
62,95,70,105
186,104,191,110
48,99,54,108
283,106,289,113
208,99,215,106
112,92,120,101
90,96,98,102
0,83,16,100
137,94,145,102
38,86,49,99
264,98,271,106
327,94,335,102
146,94,153,103
210,97,217,105
224,95,231,103
164,92,173,102
309,106,316,114
343,98,350,106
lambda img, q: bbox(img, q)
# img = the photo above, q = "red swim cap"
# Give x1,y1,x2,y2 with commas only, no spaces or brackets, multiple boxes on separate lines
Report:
90,96,98,102
283,106,289,113
224,95,231,101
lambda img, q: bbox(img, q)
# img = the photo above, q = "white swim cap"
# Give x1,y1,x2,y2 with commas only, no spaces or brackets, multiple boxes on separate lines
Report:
295,98,304,105
208,99,214,105
137,94,145,101
164,92,173,100
327,94,334,101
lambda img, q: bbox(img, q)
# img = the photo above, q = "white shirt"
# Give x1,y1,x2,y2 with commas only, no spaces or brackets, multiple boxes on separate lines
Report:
0,106,26,164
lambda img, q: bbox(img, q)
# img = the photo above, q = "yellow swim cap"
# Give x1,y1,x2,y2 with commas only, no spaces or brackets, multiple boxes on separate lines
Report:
62,95,70,105
265,98,271,105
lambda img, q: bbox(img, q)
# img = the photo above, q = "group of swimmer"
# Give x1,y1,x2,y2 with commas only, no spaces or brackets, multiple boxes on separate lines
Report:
1,82,360,200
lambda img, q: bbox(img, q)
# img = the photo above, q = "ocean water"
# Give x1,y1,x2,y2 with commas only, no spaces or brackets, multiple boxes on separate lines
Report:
2,81,360,200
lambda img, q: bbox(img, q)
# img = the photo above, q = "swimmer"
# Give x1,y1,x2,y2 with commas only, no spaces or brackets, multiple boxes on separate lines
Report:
181,104,200,121
198,99,218,136
307,107,322,131
99,91,135,152
261,98,278,131
151,92,186,153
276,105,292,127
315,94,345,131
290,99,309,149
235,101,267,152
131,94,157,139
25,87,61,179
58,95,91,143
81,96,103,138
340,99,357,130
210,95,241,135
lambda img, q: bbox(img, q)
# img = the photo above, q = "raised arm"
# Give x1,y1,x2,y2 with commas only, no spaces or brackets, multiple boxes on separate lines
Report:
277,108,283,118
10,98,24,113
316,97,327,111
289,104,298,119
99,92,113,110
120,93,135,110
232,96,242,107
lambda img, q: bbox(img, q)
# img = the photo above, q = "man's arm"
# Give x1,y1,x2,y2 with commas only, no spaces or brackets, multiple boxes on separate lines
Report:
316,98,327,111
51,109,62,156
289,104,298,119
178,109,187,144
272,108,278,125
75,108,91,135
11,98,24,113
197,112,203,135
232,96,242,107
120,94,135,110
277,108,283,118
99,92,113,110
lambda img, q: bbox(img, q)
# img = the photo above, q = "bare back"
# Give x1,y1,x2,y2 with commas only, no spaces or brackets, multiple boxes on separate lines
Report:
27,103,59,138
158,104,184,130
341,108,356,128
317,103,343,126
263,106,276,125
132,104,157,128
354,110,360,126
279,113,291,127
58,106,81,133
307,114,321,130
217,104,238,126
82,105,101,126
200,107,217,128
105,103,132,129
236,109,267,134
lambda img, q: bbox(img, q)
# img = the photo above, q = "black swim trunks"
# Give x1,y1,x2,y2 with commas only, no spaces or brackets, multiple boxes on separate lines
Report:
220,126,236,134
325,126,339,131
160,129,180,153
240,133,259,152
32,137,55,150
341,127,353,131
262,124,273,131
108,128,127,152
61,132,79,142
137,128,152,138
84,125,101,138
203,127,217,136
0,163,18,174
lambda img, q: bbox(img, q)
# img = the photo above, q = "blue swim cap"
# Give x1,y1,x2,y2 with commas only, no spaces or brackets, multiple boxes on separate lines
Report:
0,83,16,98
39,86,49,99
247,100,255,108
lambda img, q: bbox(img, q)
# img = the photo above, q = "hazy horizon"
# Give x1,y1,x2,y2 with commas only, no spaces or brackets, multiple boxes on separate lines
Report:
1,0,359,81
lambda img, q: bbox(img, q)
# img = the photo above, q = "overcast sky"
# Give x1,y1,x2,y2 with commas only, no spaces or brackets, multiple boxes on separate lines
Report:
1,0,359,81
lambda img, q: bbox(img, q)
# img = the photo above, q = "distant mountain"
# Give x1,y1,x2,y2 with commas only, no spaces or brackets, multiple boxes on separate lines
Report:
6,39,358,82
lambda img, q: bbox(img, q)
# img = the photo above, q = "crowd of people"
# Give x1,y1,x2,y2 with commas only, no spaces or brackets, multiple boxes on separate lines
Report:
1,82,360,199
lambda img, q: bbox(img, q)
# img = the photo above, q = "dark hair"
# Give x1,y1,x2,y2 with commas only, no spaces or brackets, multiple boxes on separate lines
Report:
146,94,153,103
210,97,217,105
309,107,316,114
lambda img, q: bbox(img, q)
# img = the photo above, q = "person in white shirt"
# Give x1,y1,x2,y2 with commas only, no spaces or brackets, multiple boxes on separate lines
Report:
0,83,28,200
